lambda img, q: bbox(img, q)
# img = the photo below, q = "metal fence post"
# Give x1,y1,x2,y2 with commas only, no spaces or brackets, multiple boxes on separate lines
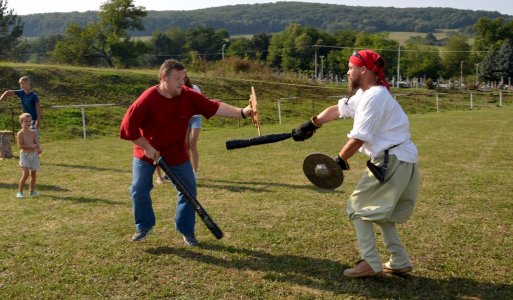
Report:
81,107,86,140
436,93,439,112
277,99,282,125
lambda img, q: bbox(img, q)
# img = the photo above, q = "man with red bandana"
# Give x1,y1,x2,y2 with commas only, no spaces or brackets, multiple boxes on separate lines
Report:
120,59,253,246
292,49,419,278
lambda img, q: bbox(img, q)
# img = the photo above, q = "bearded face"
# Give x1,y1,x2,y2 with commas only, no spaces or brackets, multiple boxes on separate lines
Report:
347,65,362,96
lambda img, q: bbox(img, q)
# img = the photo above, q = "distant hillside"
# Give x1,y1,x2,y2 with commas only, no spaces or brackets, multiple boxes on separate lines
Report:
20,2,510,37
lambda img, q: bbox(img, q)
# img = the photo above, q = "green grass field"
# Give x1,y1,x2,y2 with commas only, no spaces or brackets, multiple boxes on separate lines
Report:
1,107,512,299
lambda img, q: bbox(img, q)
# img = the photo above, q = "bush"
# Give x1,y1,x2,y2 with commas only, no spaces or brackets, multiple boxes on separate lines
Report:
425,78,434,89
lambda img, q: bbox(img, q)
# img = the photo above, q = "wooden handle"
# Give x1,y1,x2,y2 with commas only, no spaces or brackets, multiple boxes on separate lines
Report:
249,86,261,136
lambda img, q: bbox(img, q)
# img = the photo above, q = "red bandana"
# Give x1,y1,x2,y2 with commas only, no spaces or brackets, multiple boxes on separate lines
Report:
349,49,391,90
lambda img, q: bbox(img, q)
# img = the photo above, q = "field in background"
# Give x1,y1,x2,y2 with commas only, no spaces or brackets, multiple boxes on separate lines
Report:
388,31,448,44
1,107,512,299
388,31,475,46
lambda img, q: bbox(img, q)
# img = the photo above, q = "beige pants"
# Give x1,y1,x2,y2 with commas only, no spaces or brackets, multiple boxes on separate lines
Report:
347,155,419,272
354,219,412,272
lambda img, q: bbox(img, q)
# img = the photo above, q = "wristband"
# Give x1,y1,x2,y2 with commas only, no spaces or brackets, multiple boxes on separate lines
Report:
310,116,322,128
241,108,246,119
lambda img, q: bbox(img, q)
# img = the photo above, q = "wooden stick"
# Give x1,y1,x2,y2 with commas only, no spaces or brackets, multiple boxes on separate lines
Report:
249,86,261,136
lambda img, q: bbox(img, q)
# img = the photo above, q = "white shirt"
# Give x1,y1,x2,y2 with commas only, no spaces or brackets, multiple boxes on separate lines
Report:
337,86,418,163
192,84,201,93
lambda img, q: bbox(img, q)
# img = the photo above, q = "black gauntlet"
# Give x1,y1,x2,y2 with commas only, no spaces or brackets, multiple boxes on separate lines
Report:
335,155,350,170
291,117,322,141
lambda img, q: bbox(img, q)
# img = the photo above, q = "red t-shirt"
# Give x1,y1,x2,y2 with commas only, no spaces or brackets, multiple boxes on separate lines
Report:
120,85,220,165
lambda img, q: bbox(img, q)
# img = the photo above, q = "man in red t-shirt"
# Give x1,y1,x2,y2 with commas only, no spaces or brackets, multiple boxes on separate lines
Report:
120,59,253,246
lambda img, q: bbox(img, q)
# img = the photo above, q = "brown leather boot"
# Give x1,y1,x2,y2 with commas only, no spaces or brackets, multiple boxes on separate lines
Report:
343,259,382,278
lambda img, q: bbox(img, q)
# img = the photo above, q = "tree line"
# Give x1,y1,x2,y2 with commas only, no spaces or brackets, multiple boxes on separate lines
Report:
2,0,513,85
18,2,509,37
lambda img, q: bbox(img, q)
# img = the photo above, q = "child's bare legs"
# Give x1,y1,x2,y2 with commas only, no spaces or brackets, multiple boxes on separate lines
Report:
29,170,37,193
188,128,201,174
18,168,30,193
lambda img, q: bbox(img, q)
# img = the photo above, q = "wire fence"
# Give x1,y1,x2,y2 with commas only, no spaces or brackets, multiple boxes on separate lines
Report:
0,90,511,143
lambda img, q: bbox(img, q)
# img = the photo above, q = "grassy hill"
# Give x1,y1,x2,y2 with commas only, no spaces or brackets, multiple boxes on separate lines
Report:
0,62,349,140
0,62,511,141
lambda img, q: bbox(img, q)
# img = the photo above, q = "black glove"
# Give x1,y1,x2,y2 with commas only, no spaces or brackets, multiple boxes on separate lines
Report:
335,154,350,170
291,117,322,141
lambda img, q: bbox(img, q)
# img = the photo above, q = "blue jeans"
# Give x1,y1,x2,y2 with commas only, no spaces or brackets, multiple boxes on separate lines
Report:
130,157,197,236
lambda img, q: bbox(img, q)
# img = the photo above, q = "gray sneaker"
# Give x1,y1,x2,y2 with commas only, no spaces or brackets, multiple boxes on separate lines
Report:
132,228,153,241
183,234,198,246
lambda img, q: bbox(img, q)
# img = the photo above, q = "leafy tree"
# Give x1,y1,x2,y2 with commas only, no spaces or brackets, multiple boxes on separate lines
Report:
51,0,147,67
51,23,100,65
266,32,284,69
267,23,338,74
424,33,440,46
472,17,513,64
249,33,270,61
15,34,62,63
147,28,186,66
95,0,148,67
401,43,441,79
185,26,229,61
480,39,513,82
473,18,513,53
226,37,251,58
0,0,23,59
441,33,471,78
325,49,348,80
325,30,358,76
266,23,302,71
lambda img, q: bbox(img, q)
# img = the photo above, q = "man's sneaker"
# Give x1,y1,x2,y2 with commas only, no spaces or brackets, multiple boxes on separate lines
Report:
162,175,172,183
156,176,164,184
183,234,199,246
30,191,39,197
16,192,24,199
132,228,153,241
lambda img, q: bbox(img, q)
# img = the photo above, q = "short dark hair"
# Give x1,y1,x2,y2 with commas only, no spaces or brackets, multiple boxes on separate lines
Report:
159,59,185,80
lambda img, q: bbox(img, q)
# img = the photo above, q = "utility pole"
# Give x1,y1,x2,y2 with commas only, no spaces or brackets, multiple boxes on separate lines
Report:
475,63,479,86
460,60,464,87
320,55,324,80
397,43,401,88
222,44,226,60
314,46,319,79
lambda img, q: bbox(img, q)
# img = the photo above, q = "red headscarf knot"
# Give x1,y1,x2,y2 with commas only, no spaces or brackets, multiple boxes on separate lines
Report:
349,49,391,90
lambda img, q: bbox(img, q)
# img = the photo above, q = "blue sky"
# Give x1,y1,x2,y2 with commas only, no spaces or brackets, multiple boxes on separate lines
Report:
10,0,513,16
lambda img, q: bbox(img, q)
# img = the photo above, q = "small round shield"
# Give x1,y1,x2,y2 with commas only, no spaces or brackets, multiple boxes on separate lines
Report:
303,153,343,189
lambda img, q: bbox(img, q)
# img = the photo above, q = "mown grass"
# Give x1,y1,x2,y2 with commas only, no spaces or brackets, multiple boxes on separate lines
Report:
0,107,512,299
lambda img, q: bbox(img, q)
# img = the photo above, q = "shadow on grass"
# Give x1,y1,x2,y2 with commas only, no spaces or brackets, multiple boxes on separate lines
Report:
0,182,70,192
44,162,128,173
198,178,339,193
46,194,123,205
146,243,513,299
